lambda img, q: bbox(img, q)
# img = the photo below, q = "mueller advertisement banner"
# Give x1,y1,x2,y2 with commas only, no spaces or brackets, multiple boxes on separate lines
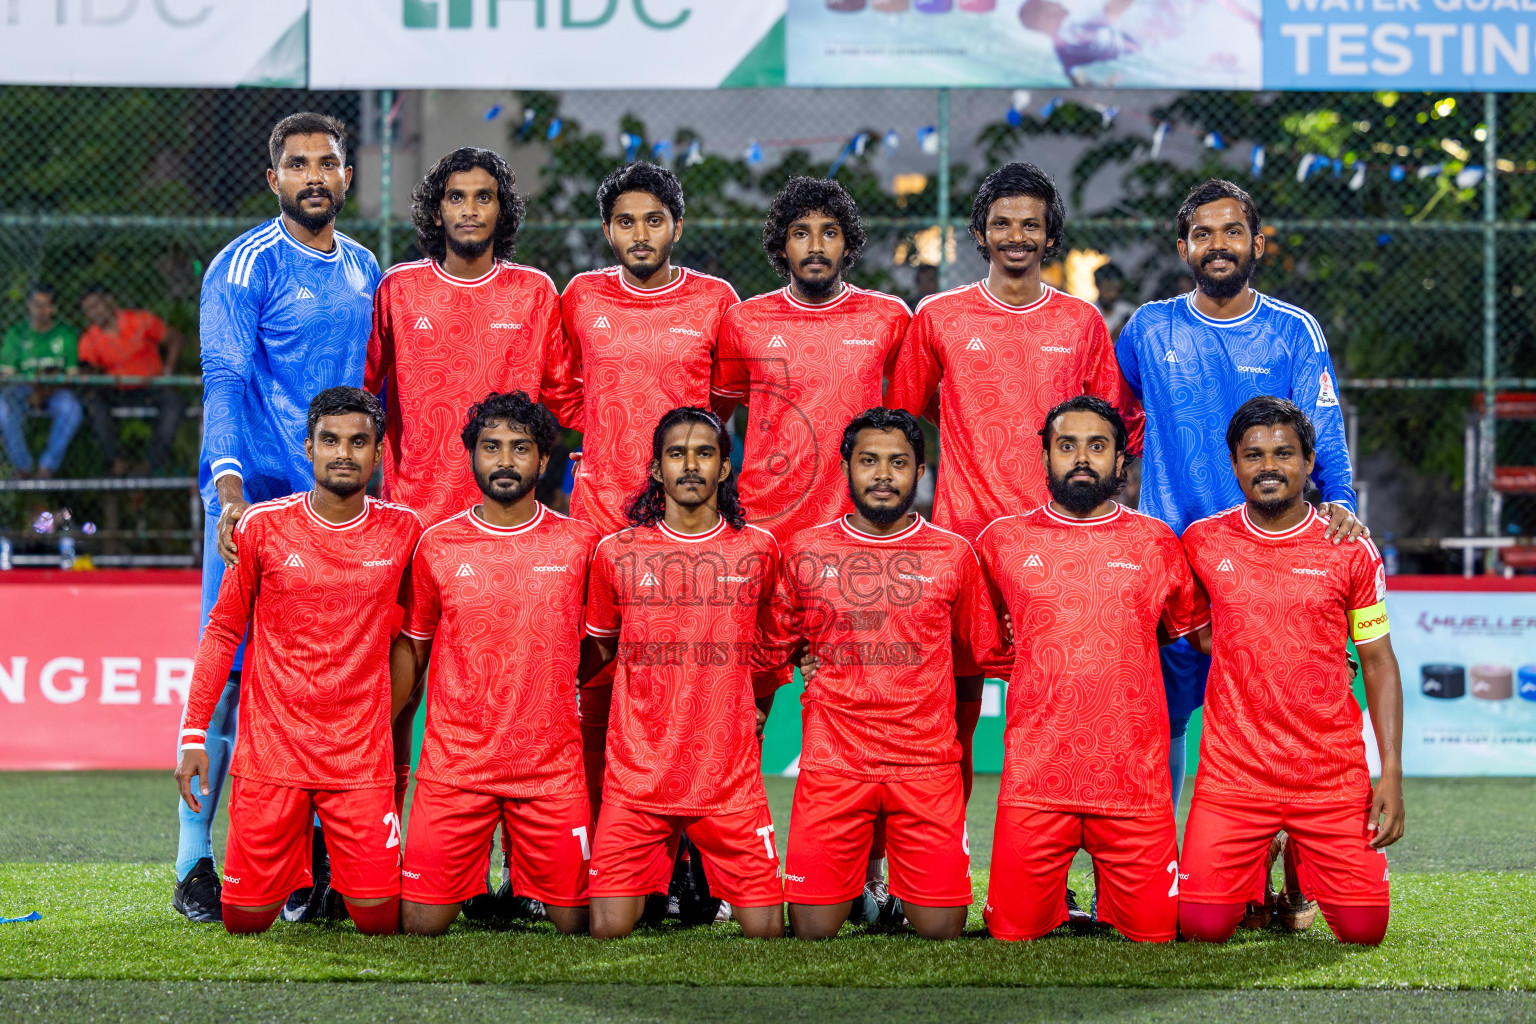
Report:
1387,581,1536,776
0,1,308,87
0,573,200,771
306,0,787,89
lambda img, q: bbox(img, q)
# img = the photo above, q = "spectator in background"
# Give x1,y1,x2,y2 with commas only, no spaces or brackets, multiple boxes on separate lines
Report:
1094,262,1137,340
78,284,186,476
0,282,83,480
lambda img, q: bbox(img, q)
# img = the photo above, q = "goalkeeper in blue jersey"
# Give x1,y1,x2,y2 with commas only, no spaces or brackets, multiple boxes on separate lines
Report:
1114,179,1367,810
172,112,381,924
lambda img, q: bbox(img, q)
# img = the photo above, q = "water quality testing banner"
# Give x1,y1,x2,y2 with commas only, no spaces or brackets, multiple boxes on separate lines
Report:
1387,577,1536,776
0,0,308,87
307,0,786,89
786,0,1536,91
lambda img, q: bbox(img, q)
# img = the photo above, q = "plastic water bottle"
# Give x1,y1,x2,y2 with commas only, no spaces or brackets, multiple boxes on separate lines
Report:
57,508,75,571
0,534,11,571
1381,532,1399,576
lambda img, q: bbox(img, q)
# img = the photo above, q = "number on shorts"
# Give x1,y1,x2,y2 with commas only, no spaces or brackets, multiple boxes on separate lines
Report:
755,823,776,859
1166,859,1179,897
571,825,591,861
962,822,970,856
383,811,402,850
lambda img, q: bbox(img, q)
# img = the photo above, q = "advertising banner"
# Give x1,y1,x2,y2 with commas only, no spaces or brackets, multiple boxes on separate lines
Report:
308,0,786,89
0,1,307,87
0,572,200,771
1386,579,1536,777
785,0,1264,89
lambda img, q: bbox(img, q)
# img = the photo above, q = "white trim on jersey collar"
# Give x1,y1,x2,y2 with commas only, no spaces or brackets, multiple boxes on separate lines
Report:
1183,289,1263,329
781,283,854,312
1042,501,1124,527
1240,505,1322,541
429,260,504,288
656,515,727,543
977,281,1054,315
616,265,691,298
303,492,371,531
277,219,342,262
837,512,924,543
468,502,546,536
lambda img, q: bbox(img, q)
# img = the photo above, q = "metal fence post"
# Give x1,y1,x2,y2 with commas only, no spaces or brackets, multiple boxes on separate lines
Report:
380,88,395,269
936,87,950,292
1480,91,1498,568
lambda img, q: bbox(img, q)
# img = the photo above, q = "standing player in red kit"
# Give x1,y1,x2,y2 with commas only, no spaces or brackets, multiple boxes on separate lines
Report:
174,387,422,935
391,391,598,936
887,162,1142,544
1178,397,1403,946
580,407,792,939
773,408,1003,940
976,396,1207,942
365,147,565,828
549,163,738,827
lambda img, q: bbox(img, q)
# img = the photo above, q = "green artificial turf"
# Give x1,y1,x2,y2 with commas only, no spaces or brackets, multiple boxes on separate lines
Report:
2,982,1533,1024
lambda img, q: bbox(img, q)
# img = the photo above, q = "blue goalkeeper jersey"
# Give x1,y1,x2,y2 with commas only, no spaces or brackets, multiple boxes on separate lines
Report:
1115,290,1355,537
198,217,381,515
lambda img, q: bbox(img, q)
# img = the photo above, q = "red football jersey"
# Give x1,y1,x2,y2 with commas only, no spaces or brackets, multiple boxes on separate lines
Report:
712,285,910,541
977,503,1208,815
403,503,600,799
184,494,423,789
549,266,738,535
771,514,1004,782
583,518,787,815
1182,505,1390,805
364,259,563,525
886,282,1144,543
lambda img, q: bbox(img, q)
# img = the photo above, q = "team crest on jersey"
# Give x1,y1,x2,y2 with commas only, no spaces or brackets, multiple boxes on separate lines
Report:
1217,558,1234,572
768,335,786,348
1164,350,1179,363
413,316,432,331
284,553,304,568
640,571,659,587
455,563,475,578
593,315,612,330
295,286,315,300
965,337,985,352
820,564,839,580
1318,370,1340,408
1022,553,1043,568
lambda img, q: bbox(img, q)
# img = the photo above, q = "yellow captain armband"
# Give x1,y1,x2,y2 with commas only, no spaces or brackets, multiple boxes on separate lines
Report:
1349,601,1391,645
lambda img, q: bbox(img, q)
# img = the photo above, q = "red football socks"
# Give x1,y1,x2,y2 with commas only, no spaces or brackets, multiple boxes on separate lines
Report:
346,896,401,936
222,903,280,935
1178,901,1245,942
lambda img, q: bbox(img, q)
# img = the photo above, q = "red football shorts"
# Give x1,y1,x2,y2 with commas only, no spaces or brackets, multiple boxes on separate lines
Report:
222,777,401,908
1179,793,1391,908
784,768,972,907
984,804,1179,942
588,801,783,908
401,778,592,907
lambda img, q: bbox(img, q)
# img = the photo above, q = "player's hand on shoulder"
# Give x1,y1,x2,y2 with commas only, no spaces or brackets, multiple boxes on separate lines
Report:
174,748,211,813
1319,501,1369,545
1368,773,1405,849
216,497,251,567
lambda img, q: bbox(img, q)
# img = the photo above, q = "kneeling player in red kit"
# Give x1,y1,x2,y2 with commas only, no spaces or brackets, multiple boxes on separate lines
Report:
1178,397,1403,946
976,396,1208,942
580,407,794,939
175,387,423,935
773,408,1003,940
391,391,600,935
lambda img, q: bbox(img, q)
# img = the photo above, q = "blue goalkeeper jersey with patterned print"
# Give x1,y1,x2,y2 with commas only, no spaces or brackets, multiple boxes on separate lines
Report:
1115,290,1356,537
198,217,380,515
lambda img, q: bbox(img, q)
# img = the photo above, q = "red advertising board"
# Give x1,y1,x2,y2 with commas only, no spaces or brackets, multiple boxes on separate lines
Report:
0,570,201,770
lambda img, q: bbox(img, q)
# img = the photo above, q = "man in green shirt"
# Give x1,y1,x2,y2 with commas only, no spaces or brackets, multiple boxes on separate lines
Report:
0,282,83,479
